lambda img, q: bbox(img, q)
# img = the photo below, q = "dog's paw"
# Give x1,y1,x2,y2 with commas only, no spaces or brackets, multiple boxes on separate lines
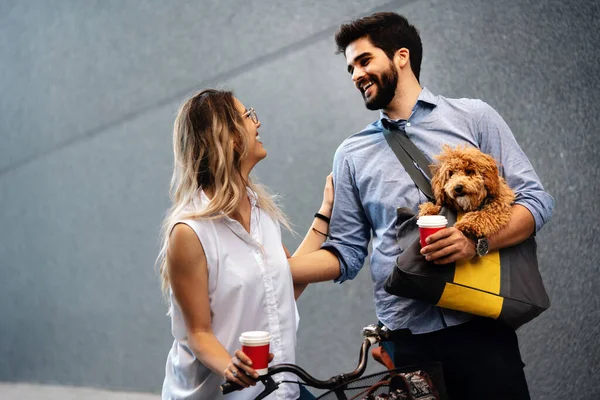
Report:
418,202,441,216
454,217,484,238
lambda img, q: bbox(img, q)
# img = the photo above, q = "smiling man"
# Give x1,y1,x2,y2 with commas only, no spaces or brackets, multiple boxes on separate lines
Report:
290,12,554,400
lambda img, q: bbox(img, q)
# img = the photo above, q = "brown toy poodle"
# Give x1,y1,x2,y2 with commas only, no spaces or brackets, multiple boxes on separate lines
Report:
418,145,515,239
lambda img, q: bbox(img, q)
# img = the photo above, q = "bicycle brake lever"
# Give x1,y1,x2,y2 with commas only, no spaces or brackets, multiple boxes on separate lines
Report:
361,324,379,337
254,375,279,400
377,325,391,341
220,375,279,398
362,324,391,342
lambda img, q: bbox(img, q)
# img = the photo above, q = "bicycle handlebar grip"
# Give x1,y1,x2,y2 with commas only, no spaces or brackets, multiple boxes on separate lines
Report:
221,381,244,394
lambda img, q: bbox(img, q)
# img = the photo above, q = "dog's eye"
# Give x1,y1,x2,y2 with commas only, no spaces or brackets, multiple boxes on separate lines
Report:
465,169,474,176
448,171,454,177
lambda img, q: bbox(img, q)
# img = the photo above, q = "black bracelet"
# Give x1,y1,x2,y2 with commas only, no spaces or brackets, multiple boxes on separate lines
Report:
314,212,331,224
312,227,328,238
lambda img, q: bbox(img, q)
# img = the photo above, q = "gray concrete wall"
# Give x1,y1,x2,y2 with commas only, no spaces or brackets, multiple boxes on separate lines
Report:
0,0,598,399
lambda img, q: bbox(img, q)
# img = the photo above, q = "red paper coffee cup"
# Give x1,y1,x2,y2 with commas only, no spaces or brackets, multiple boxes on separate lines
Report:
416,216,448,248
239,331,271,375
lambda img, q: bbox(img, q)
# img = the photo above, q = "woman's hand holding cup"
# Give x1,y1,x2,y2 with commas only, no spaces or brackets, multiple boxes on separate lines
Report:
225,330,273,386
224,349,274,387
224,349,256,388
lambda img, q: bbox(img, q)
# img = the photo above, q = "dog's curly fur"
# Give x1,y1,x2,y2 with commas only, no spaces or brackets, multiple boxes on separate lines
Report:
418,145,515,239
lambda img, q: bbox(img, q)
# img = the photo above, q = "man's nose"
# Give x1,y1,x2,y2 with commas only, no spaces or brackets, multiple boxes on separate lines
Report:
352,67,365,83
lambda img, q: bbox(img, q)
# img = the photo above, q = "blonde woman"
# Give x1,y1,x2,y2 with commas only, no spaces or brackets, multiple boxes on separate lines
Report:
158,89,333,399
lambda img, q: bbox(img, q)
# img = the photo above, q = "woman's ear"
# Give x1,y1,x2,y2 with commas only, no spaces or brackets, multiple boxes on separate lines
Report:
229,134,244,165
231,131,244,152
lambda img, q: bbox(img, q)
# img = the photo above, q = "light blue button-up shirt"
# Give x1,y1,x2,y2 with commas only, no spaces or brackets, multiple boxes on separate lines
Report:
322,87,554,333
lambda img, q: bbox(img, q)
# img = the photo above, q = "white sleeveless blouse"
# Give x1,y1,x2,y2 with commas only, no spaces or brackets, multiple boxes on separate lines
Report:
162,190,299,399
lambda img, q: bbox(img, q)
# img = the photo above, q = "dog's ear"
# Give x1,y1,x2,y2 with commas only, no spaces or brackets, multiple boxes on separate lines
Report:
431,161,449,206
428,162,439,180
440,144,453,154
480,153,501,198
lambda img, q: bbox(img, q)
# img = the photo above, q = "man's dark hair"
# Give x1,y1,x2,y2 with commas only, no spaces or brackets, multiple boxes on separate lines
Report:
335,12,423,82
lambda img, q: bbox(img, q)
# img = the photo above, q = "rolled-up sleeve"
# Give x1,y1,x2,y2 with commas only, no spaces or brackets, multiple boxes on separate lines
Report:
476,101,555,232
321,143,371,283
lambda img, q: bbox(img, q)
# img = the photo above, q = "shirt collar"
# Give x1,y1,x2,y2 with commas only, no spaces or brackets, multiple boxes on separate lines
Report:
193,187,258,212
379,87,438,124
247,188,258,207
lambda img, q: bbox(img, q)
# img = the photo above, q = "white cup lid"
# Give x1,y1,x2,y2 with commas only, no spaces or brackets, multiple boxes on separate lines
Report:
416,215,448,228
239,331,271,345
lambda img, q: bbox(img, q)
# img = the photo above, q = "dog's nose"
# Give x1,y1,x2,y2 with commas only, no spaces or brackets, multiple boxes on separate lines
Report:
454,185,464,194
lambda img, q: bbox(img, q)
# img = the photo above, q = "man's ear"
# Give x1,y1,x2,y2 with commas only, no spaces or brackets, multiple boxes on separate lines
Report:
394,48,410,69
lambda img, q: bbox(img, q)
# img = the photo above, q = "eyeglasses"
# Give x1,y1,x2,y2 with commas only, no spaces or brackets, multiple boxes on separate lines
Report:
242,107,259,124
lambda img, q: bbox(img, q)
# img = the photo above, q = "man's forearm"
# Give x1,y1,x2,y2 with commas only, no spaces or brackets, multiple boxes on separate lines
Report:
488,204,535,251
289,249,341,284
422,204,537,264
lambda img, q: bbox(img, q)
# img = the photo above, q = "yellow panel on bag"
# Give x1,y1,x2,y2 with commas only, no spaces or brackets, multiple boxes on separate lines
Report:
453,212,501,295
454,250,501,294
437,283,504,319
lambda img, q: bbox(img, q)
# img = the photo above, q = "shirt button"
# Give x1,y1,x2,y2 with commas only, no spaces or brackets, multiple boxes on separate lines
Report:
406,122,411,127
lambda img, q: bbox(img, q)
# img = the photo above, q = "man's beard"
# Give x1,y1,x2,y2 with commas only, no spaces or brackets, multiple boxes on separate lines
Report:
363,64,398,110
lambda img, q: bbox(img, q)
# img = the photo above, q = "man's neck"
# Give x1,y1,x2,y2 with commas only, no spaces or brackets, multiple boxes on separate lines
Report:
383,82,422,121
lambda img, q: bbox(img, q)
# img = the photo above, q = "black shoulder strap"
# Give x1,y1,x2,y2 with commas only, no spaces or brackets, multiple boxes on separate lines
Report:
382,123,435,201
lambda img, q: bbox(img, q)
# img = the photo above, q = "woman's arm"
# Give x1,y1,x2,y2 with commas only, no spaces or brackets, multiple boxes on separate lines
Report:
292,174,334,257
286,174,334,298
167,223,257,387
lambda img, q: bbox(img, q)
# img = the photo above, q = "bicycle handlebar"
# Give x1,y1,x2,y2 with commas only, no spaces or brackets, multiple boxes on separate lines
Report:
221,335,378,395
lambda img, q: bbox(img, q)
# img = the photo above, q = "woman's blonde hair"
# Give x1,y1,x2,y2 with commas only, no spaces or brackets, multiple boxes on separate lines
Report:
157,89,290,300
